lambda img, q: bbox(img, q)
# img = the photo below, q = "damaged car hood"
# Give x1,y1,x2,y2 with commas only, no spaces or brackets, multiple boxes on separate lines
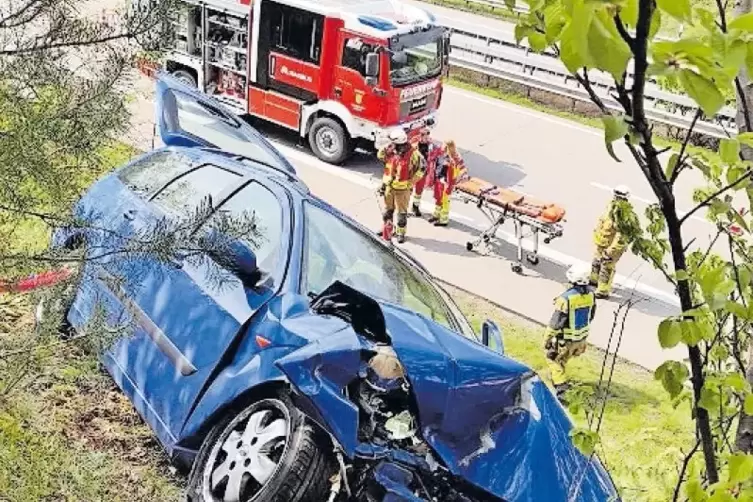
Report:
276,283,618,501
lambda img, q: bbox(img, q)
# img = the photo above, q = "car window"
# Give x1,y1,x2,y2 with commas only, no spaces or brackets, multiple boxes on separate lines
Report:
151,164,240,215
169,89,293,173
117,150,193,198
302,201,456,332
205,181,285,284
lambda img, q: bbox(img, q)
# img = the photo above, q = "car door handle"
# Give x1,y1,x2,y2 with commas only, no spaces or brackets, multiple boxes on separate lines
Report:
123,209,137,221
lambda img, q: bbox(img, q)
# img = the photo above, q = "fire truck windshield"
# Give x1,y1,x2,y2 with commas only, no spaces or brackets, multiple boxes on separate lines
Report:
389,39,442,87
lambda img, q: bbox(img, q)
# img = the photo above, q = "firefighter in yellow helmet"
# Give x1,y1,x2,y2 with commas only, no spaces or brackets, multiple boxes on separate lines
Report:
591,185,631,299
545,263,597,402
377,128,425,243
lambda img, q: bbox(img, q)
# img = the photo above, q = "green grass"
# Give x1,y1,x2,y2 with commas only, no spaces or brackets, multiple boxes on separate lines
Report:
452,285,693,502
0,297,183,502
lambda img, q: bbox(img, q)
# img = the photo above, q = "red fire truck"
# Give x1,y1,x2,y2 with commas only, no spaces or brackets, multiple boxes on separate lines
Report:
139,0,449,164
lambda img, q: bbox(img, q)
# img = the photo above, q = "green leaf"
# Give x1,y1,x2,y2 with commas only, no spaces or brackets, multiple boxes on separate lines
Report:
559,1,593,73
728,453,753,484
650,9,662,39
730,12,753,31
739,132,753,147
602,114,629,162
658,318,682,348
699,386,721,413
723,373,749,392
732,209,750,233
665,153,680,180
528,32,547,52
680,319,705,345
504,0,516,10
720,139,740,165
679,69,725,118
515,24,532,44
746,43,753,82
745,393,753,414
587,11,631,81
685,478,708,502
725,300,750,319
570,428,600,456
656,0,690,21
675,269,690,281
655,361,689,398
620,0,638,27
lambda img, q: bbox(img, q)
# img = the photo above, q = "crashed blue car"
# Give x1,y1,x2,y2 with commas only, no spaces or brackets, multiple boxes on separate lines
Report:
51,74,619,501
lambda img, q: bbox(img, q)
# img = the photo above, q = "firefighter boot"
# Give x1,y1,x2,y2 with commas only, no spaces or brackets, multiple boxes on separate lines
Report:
396,212,407,243
434,194,450,227
411,201,422,217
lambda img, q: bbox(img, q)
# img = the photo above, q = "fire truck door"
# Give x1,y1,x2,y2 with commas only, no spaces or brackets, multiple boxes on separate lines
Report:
333,37,382,123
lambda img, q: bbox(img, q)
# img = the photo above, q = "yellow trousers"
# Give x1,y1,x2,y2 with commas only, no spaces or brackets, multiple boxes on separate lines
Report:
591,245,626,295
545,337,587,386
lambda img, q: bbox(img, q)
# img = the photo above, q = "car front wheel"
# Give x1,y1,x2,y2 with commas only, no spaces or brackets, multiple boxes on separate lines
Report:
186,396,334,502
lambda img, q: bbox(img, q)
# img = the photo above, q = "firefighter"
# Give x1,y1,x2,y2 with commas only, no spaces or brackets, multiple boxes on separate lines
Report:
410,128,443,217
544,263,597,402
377,129,425,243
591,185,631,299
429,140,467,227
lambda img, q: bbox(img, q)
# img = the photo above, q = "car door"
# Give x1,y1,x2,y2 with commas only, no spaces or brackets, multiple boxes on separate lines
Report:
153,72,297,175
114,172,291,442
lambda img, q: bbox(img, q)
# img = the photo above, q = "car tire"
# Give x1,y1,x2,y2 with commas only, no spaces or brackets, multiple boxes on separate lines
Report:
173,69,198,88
186,395,335,502
308,117,352,165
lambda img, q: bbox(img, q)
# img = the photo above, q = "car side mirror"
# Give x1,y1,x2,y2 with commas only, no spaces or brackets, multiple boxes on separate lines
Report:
365,52,379,78
482,319,504,354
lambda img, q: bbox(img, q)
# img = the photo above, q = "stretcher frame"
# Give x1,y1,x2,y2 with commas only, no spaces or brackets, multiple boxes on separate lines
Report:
454,186,565,274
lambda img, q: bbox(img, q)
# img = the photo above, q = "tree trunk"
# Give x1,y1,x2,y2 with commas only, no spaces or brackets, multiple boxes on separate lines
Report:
734,0,753,455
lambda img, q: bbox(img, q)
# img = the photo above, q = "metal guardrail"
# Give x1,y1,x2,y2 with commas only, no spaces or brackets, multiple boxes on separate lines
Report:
438,8,738,137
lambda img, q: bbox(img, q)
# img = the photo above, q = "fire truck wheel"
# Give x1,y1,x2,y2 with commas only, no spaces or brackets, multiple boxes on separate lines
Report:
172,69,197,88
308,117,351,164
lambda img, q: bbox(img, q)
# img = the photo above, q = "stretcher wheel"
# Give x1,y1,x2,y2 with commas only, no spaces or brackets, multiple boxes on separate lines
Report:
544,237,552,244
511,263,523,274
483,235,491,244
466,242,474,251
527,254,539,265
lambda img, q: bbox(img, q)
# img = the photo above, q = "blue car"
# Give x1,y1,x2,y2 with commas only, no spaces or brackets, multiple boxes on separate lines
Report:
51,74,619,502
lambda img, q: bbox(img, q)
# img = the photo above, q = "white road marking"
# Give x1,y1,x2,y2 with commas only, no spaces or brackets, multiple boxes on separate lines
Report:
273,142,680,307
590,181,710,225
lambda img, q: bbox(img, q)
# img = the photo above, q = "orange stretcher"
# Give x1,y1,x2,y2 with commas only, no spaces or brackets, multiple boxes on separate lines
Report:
453,177,566,273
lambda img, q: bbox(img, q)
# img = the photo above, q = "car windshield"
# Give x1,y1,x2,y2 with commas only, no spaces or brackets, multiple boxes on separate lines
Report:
390,39,442,87
302,201,468,335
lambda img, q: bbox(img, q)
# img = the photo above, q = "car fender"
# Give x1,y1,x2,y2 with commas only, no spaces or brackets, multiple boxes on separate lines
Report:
178,346,295,443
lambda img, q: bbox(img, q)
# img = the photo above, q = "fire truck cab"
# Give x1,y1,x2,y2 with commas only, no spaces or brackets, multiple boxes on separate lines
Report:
153,0,449,164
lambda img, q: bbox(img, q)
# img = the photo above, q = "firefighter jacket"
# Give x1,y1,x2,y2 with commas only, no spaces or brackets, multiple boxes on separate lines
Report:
381,147,425,190
378,147,396,185
546,285,597,341
435,148,466,194
594,202,629,253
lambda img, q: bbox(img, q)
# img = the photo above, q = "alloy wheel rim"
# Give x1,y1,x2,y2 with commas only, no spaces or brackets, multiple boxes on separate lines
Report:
202,400,290,502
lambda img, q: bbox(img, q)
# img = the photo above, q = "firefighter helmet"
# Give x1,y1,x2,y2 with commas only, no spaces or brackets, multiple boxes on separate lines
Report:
388,128,408,145
614,185,630,200
566,263,591,286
